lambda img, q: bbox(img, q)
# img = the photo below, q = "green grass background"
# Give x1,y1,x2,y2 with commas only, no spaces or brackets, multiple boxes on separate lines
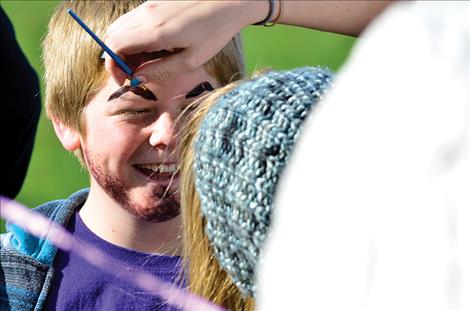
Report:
1,1,356,233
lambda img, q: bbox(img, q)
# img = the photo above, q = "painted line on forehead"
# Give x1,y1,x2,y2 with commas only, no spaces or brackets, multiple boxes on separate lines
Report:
185,81,215,99
108,85,157,102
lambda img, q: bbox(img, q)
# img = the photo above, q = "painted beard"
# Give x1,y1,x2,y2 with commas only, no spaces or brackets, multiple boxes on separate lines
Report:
84,150,180,223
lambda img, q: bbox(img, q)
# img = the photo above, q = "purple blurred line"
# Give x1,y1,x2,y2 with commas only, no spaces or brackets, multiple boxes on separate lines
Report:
0,196,226,311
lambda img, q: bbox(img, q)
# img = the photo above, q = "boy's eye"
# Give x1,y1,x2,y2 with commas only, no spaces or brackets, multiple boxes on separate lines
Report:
118,108,151,116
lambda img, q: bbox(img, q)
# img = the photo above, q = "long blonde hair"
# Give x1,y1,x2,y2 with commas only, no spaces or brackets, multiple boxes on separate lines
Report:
179,82,255,311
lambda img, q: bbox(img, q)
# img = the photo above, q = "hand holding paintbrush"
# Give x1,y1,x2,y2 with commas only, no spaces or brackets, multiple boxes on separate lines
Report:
67,9,149,88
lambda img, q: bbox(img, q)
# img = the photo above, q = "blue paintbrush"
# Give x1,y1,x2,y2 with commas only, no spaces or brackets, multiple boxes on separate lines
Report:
67,9,141,87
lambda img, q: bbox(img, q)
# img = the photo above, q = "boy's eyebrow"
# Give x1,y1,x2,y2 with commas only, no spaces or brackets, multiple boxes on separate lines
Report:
108,85,157,102
185,82,215,98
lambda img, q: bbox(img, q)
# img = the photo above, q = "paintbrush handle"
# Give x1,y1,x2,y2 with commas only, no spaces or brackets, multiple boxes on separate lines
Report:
67,9,133,77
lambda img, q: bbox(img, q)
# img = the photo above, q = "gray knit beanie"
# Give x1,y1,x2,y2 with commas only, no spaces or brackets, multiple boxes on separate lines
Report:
194,67,334,297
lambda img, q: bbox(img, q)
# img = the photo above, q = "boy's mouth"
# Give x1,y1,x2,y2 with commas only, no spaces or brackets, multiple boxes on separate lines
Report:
133,163,179,181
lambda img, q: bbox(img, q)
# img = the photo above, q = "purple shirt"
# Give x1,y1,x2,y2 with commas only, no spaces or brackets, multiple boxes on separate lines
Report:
44,211,183,310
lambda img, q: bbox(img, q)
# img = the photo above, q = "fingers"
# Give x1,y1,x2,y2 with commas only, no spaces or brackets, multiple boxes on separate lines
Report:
104,56,127,86
104,7,179,85
106,7,136,35
106,26,171,56
104,50,179,85
105,2,173,56
132,49,202,82
104,23,171,85
102,1,247,84
105,1,154,37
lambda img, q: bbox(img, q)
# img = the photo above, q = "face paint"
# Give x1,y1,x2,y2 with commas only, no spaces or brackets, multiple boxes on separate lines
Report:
185,81,214,99
84,149,180,223
108,85,157,102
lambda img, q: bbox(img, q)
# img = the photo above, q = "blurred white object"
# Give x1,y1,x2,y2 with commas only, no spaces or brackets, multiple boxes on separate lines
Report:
259,1,470,310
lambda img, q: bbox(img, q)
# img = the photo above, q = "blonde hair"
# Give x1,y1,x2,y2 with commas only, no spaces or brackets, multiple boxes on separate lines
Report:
179,82,255,311
42,0,245,162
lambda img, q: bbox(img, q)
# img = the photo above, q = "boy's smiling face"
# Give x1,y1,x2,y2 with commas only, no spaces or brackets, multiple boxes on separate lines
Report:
77,68,217,222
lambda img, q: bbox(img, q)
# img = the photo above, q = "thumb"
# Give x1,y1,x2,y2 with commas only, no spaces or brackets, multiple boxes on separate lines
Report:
132,49,204,82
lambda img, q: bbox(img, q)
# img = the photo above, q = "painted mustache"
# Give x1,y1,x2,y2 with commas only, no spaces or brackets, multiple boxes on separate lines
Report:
185,82,214,99
108,85,157,101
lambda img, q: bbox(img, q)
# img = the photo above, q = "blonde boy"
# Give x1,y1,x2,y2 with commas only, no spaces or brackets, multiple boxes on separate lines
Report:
0,1,244,310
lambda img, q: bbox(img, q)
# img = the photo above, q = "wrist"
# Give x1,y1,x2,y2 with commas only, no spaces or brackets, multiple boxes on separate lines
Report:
251,0,282,27
230,0,271,27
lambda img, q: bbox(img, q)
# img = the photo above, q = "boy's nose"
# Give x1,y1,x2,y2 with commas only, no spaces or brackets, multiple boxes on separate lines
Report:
149,112,177,150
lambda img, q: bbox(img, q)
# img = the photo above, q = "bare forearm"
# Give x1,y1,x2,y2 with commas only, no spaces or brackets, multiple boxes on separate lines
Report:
272,1,395,36
105,0,395,82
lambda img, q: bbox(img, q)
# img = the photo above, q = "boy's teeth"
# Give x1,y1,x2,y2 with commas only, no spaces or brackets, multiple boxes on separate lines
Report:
160,164,177,173
139,164,178,174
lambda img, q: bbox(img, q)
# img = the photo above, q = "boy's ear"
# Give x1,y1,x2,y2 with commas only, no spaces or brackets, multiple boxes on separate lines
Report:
51,119,81,151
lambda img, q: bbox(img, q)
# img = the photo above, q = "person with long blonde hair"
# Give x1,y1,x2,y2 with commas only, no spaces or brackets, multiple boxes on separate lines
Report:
179,67,334,310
